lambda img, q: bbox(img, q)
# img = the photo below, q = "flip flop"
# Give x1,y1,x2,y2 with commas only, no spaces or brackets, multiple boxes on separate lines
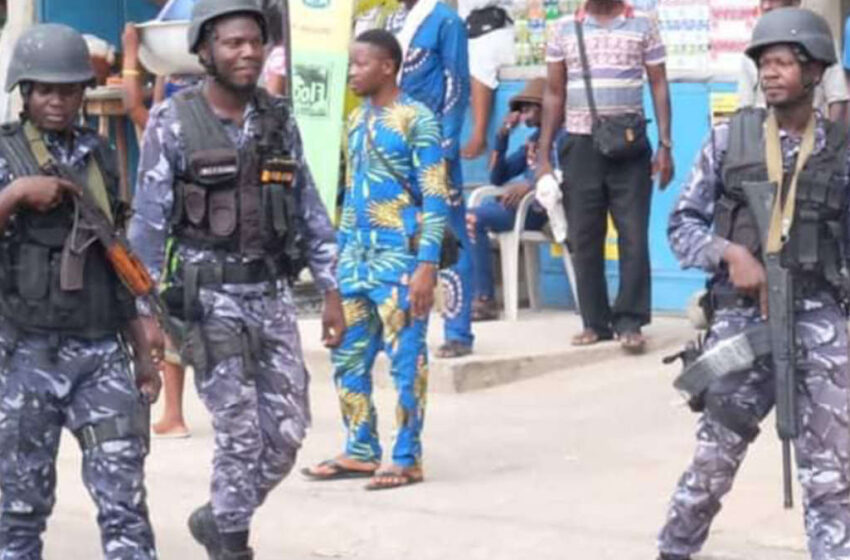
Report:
364,469,424,491
435,340,472,359
301,459,378,481
571,329,613,346
152,430,191,440
471,300,499,322
619,331,647,354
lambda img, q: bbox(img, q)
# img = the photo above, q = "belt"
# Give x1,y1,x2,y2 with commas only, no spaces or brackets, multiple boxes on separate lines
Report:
710,289,756,310
179,260,276,287
710,273,833,311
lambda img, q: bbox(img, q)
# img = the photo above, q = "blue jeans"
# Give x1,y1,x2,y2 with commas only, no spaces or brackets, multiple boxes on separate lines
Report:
469,200,547,300
439,158,474,348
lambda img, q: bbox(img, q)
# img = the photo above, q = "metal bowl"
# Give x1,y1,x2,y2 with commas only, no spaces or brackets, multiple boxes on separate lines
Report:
136,20,203,76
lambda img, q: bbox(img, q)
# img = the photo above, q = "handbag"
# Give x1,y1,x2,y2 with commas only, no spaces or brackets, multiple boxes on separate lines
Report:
466,6,513,39
363,115,461,269
575,17,650,160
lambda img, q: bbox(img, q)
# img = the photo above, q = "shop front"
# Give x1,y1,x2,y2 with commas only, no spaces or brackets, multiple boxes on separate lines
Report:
460,0,764,312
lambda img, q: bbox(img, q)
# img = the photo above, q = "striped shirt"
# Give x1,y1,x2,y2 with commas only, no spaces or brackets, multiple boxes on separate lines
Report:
545,3,665,134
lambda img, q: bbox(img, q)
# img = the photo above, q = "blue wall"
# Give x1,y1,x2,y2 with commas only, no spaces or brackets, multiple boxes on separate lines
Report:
39,0,161,46
460,79,737,313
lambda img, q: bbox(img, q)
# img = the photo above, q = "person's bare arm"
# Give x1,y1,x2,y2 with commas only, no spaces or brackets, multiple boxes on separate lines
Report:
646,62,674,189
122,23,150,129
123,317,163,402
829,101,848,123
266,72,287,96
0,176,79,233
153,76,166,105
821,63,848,123
536,61,566,179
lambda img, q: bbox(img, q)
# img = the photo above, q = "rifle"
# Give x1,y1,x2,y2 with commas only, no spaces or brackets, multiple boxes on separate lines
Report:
741,180,797,509
44,161,181,347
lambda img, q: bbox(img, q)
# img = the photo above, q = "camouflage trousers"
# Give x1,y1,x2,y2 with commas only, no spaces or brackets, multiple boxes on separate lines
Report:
658,294,850,559
192,283,310,534
0,330,155,560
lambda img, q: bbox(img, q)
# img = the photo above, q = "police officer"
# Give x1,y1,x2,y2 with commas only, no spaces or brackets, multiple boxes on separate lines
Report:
0,24,161,559
128,0,344,558
658,8,850,560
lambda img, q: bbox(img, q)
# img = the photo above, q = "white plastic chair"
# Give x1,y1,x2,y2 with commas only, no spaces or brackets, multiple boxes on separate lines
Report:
467,185,580,321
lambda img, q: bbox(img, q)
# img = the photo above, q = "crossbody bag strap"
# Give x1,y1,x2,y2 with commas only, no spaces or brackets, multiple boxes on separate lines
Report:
574,17,599,125
363,110,422,206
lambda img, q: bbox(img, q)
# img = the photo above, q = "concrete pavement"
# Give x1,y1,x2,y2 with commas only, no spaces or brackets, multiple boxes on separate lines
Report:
41,312,814,559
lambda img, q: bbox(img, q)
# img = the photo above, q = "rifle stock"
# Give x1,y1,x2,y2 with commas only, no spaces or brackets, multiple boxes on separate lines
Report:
741,180,797,509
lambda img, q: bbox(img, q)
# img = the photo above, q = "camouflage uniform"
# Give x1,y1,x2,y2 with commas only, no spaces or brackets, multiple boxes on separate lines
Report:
128,90,337,534
0,129,156,559
658,117,850,559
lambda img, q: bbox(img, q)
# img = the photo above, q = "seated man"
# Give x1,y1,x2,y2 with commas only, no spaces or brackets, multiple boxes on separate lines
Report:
468,78,548,321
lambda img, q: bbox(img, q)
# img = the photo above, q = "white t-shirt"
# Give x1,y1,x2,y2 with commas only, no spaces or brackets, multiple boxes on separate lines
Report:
457,0,511,20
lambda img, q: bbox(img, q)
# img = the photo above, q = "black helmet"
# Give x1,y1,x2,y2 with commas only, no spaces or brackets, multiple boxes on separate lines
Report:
745,7,836,66
5,23,95,93
188,0,268,54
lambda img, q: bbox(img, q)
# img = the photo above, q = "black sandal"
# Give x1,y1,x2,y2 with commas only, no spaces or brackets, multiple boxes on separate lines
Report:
471,299,499,322
435,340,472,358
301,459,378,481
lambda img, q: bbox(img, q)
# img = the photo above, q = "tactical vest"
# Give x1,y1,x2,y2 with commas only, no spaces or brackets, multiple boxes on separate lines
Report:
0,122,135,338
169,87,303,278
718,107,849,294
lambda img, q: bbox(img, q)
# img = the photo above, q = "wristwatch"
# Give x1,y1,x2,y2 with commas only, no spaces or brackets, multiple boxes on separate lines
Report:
659,138,673,150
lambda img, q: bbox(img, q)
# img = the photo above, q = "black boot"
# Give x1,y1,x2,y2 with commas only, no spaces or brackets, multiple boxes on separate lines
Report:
188,503,223,560
658,554,691,560
220,530,253,560
220,549,254,560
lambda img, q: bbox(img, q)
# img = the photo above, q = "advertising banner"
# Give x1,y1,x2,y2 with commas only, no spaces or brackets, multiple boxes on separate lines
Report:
290,0,353,214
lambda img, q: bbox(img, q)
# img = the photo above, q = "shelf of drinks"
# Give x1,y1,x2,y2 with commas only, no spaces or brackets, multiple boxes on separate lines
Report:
498,64,740,84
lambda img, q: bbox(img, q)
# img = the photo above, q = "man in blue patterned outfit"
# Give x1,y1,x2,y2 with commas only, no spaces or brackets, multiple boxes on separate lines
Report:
302,29,449,490
0,23,161,559
658,9,850,560
386,0,473,358
128,0,344,557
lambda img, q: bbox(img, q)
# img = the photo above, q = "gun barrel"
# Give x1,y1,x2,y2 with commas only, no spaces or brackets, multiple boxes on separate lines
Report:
740,181,798,511
782,440,794,508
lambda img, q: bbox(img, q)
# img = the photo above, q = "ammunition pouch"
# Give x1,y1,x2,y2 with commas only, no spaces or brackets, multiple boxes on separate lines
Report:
171,86,304,274
182,319,262,381
666,329,764,441
0,122,135,338
672,324,771,406
165,260,274,379
719,108,850,299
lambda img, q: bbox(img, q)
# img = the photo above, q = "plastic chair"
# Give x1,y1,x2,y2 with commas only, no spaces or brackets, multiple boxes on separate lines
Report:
467,185,580,321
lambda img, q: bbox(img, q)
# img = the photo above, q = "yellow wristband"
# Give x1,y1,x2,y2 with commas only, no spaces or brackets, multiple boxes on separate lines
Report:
122,68,141,77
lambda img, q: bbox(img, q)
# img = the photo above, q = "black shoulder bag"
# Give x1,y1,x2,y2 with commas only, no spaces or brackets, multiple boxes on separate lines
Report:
466,6,513,39
575,17,650,160
363,115,460,269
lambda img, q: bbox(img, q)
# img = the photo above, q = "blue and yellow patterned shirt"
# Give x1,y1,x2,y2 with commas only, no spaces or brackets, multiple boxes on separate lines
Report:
340,94,449,271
